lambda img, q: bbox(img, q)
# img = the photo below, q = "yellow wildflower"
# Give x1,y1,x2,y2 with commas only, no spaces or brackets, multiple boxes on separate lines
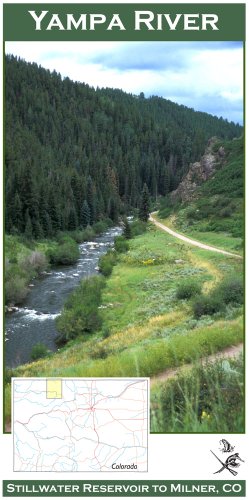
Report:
201,410,211,420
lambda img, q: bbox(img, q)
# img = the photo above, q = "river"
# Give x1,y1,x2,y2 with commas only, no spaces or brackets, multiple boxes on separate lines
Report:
5,227,121,368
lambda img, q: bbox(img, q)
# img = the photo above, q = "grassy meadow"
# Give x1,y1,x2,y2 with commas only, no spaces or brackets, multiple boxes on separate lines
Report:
5,221,244,432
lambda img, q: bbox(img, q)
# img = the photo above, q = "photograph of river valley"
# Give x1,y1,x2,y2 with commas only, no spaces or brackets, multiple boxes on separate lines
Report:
4,42,244,433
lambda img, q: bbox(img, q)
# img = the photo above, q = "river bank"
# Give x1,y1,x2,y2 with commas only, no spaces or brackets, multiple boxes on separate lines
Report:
5,220,115,307
5,225,121,368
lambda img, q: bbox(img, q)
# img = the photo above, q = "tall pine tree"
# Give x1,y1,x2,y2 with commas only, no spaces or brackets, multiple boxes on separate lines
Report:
24,209,33,239
86,176,95,225
122,217,132,239
81,200,90,228
139,183,150,222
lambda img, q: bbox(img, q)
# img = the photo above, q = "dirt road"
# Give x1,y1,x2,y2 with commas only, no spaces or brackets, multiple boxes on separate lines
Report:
149,213,242,259
151,343,243,387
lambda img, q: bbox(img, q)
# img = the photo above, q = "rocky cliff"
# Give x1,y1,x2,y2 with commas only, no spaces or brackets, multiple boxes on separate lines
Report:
171,138,226,203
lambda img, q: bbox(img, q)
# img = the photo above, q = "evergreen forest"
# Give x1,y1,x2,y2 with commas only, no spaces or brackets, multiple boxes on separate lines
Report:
5,55,242,238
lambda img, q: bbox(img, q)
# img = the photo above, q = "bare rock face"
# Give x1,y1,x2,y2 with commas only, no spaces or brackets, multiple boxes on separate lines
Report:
218,146,225,157
171,138,224,203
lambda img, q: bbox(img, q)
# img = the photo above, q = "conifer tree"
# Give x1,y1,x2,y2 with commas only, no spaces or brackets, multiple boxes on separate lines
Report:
123,217,132,239
24,209,33,240
48,191,61,232
81,200,90,228
12,192,23,232
86,176,95,225
43,212,53,238
33,220,44,239
108,198,118,222
68,207,78,230
95,192,105,221
139,183,150,222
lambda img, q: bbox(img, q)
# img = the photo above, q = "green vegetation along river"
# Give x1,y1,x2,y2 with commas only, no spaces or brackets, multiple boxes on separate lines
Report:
5,227,121,368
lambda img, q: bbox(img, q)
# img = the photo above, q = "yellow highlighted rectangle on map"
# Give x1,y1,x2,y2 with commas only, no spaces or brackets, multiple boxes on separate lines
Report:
46,379,62,399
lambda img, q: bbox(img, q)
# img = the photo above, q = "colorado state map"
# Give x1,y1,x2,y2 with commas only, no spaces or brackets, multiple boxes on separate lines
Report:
13,378,148,472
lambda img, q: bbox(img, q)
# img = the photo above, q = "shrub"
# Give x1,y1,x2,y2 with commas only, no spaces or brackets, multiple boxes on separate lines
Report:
102,327,111,339
47,237,79,265
91,345,108,359
93,219,113,234
216,276,243,306
105,218,114,227
130,220,147,237
31,343,50,361
192,274,243,319
5,273,28,305
186,206,199,221
114,236,129,253
60,228,100,244
20,251,48,274
99,250,117,276
193,294,223,318
219,207,233,218
56,276,105,344
69,230,88,244
80,227,96,242
176,280,202,300
5,246,49,306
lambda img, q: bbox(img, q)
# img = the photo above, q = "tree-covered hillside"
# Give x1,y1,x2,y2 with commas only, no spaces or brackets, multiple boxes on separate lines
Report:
158,136,244,252
5,55,242,238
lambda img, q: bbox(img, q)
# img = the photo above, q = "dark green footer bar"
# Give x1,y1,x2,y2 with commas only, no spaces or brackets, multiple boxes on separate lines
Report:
2,481,246,497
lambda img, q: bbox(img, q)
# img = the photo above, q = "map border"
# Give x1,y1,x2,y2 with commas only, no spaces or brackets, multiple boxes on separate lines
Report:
12,377,149,473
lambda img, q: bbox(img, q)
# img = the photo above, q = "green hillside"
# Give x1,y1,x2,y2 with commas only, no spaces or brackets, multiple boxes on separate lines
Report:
5,55,241,238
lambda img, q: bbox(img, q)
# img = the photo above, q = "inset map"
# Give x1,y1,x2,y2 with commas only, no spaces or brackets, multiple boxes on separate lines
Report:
13,378,148,472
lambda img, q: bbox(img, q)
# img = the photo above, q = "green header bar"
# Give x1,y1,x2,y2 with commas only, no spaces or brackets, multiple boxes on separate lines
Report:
3,3,245,41
2,480,246,497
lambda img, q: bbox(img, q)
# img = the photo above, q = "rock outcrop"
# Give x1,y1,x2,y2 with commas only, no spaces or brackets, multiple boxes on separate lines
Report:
171,138,225,203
